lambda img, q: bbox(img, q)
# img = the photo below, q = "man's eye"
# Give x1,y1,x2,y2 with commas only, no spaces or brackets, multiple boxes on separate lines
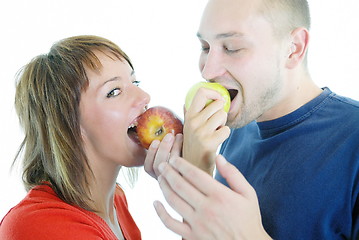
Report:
107,88,121,98
132,80,141,86
224,46,241,53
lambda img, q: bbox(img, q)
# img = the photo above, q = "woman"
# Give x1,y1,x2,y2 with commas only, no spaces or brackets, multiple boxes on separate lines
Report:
0,35,181,239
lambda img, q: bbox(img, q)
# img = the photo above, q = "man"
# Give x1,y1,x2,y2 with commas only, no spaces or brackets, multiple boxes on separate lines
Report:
146,0,359,239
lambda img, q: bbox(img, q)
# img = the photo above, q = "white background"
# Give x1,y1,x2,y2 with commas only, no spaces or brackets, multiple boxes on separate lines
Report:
0,1,358,239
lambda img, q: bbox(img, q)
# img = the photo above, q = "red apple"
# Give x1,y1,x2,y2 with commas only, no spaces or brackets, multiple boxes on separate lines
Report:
136,106,183,149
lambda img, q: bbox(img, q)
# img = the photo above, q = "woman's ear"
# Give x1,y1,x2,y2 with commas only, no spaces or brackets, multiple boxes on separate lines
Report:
286,27,310,69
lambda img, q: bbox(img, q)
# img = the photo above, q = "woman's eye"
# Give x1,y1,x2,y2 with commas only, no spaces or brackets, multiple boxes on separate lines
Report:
132,80,140,86
201,46,210,53
107,88,121,98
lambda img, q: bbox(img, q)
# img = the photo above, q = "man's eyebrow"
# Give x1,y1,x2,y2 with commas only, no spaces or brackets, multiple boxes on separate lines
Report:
197,32,244,40
216,32,244,39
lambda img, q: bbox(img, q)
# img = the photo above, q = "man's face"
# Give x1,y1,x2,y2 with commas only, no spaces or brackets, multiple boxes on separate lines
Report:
197,0,288,128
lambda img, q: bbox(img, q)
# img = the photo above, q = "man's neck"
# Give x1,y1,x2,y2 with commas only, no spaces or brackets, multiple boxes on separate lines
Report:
258,72,322,122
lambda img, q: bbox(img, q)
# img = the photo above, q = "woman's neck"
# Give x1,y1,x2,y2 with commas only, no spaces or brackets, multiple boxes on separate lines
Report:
87,161,124,239
89,162,121,217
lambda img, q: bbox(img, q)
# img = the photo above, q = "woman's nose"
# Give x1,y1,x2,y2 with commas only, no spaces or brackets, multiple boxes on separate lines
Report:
135,87,151,108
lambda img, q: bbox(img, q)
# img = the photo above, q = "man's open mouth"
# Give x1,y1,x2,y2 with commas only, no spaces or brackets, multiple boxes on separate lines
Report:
228,89,239,102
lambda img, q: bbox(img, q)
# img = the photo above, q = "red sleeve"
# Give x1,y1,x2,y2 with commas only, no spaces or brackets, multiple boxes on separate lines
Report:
1,185,141,240
0,203,110,240
0,185,116,240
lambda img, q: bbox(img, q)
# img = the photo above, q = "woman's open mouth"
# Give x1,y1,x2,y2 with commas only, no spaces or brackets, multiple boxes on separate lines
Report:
128,121,141,145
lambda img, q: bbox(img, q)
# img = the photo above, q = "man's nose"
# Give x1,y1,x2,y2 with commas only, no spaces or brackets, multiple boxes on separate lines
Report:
200,51,226,80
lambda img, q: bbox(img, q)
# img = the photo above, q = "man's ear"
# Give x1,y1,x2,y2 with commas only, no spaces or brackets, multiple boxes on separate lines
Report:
286,27,310,69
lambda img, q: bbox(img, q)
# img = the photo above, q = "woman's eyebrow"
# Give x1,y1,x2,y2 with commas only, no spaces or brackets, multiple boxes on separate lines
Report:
103,76,122,86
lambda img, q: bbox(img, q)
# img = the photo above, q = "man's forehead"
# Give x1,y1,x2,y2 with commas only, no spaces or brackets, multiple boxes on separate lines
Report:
197,0,266,40
197,31,245,40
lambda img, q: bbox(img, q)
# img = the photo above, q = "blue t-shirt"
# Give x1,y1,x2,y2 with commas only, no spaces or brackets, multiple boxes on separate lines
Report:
217,88,359,240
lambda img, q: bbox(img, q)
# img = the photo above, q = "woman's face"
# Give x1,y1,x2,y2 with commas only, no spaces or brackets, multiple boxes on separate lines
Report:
79,51,150,168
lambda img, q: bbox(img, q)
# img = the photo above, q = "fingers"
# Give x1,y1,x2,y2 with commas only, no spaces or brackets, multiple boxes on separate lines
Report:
198,107,228,134
157,173,196,221
144,133,183,179
183,105,229,150
158,159,206,211
185,99,226,131
163,156,225,198
186,87,225,115
153,200,191,238
216,155,256,199
169,133,183,159
211,125,231,145
184,96,228,146
144,140,161,179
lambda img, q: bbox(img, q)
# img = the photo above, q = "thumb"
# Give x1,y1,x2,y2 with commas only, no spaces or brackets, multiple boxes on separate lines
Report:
215,154,255,199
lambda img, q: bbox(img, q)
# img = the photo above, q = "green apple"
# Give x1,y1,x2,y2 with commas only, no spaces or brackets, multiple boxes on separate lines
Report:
185,82,231,112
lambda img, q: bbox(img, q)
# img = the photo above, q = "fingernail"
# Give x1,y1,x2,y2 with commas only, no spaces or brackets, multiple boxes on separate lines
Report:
150,140,160,149
176,133,183,140
163,133,174,142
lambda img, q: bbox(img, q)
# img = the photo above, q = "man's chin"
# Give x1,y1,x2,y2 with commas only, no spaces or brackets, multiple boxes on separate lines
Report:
227,114,253,129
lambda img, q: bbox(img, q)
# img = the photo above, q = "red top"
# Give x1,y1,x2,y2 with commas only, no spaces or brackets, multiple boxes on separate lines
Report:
0,184,141,240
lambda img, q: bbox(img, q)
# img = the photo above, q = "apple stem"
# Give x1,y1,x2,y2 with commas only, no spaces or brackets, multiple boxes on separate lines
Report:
155,127,164,136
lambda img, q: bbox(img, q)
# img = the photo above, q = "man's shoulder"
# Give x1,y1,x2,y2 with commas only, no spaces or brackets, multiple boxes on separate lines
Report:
329,92,359,108
326,91,359,113
321,91,359,128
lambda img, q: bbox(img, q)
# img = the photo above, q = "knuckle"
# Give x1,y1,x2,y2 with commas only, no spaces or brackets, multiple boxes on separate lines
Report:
165,193,177,207
171,179,184,193
143,164,151,174
219,110,228,119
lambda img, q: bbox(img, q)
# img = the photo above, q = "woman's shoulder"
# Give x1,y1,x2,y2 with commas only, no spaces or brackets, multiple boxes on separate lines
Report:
3,184,84,216
114,184,141,240
0,184,109,239
115,184,128,207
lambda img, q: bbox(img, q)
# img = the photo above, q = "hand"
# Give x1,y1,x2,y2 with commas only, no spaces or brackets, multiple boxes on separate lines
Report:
153,155,272,240
183,88,230,174
144,133,183,179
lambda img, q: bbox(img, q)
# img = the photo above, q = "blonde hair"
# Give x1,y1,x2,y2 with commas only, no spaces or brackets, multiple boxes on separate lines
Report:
258,0,311,37
257,0,311,66
14,35,135,211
